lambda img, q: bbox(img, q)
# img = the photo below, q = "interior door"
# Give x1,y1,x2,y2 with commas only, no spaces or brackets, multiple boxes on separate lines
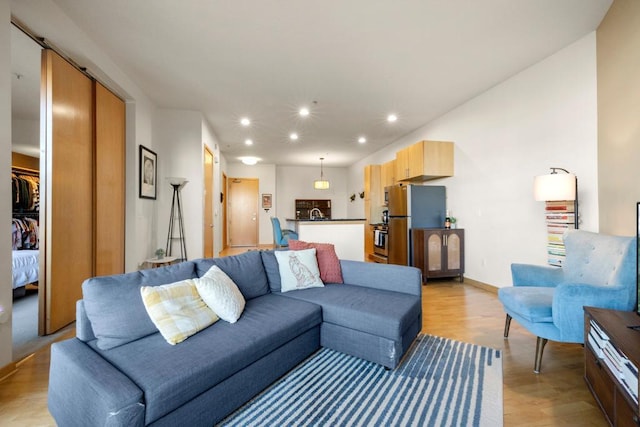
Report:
222,173,227,250
228,178,258,246
95,82,125,276
203,147,214,258
41,49,94,334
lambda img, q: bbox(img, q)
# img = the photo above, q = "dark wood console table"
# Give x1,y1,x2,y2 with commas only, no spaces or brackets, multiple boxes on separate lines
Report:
584,307,640,426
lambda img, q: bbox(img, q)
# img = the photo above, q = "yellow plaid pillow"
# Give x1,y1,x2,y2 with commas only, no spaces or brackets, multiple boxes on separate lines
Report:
140,279,219,345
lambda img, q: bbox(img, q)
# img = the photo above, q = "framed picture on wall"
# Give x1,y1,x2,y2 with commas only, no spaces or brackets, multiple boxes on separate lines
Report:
262,193,272,209
139,145,157,200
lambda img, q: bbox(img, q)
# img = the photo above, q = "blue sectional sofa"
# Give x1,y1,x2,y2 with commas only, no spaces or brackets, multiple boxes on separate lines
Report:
47,250,422,426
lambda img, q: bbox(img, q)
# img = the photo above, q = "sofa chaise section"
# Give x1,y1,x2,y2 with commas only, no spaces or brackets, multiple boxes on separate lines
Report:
261,253,423,368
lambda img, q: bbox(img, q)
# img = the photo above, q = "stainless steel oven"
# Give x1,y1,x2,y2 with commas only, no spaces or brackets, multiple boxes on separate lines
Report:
373,224,388,259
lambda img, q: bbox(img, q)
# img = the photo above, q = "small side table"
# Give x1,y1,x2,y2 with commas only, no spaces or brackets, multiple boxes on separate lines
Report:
146,256,178,268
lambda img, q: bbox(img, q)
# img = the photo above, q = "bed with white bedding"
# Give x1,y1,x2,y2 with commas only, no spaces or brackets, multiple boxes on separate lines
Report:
13,249,39,297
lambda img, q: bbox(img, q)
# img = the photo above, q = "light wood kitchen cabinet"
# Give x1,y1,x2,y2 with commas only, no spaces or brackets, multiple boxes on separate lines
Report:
381,159,396,189
412,228,464,283
395,140,454,182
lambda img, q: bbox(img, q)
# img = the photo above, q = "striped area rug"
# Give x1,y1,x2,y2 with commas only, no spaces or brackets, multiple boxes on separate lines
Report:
220,334,503,427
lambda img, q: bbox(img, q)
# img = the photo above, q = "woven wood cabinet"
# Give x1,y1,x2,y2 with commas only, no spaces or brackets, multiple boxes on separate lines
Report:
412,228,464,283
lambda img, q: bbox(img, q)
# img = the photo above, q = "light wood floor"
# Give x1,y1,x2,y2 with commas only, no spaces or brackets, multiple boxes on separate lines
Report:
0,247,607,426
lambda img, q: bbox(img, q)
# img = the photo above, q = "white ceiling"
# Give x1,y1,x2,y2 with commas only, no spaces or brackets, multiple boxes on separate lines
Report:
12,0,612,166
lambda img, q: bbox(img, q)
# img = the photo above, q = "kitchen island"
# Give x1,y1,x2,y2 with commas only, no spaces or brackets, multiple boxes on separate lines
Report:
285,218,366,261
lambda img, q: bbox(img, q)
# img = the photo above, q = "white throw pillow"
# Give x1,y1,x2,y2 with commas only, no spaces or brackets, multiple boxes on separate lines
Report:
140,279,219,345
274,248,324,293
196,265,246,323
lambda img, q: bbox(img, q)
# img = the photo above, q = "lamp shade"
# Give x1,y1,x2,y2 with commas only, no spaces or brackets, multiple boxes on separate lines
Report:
533,173,576,201
313,179,330,190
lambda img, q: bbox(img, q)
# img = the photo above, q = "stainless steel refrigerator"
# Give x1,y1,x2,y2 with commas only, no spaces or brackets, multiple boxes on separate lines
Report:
386,184,446,266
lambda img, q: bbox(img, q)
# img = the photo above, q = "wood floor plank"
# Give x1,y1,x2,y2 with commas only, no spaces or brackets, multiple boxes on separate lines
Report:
0,253,607,426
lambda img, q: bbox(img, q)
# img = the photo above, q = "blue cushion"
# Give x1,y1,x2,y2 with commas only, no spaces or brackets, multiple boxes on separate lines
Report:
89,294,322,424
260,250,282,292
498,286,554,323
277,284,421,341
82,262,197,350
193,251,270,300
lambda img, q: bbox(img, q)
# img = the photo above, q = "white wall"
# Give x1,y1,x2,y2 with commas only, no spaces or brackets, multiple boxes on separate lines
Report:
11,118,38,156
349,33,599,288
154,109,206,260
0,0,13,368
126,100,158,271
276,165,350,221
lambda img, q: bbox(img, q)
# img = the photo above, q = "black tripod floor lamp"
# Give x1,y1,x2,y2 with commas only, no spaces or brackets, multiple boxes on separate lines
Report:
166,177,188,262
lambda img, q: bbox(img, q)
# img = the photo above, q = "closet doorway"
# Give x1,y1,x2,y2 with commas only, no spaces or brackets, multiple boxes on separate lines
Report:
10,24,48,361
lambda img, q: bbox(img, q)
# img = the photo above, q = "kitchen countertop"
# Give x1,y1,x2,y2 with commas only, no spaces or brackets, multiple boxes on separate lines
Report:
285,219,365,261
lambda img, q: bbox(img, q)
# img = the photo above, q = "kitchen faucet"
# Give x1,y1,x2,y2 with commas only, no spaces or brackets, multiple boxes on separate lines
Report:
310,208,323,219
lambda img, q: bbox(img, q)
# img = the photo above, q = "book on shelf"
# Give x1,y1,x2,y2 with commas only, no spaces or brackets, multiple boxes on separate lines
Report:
589,320,609,341
547,234,564,243
547,227,569,236
547,249,566,258
602,342,640,403
545,213,575,220
588,333,605,358
545,201,576,211
623,361,639,403
543,200,576,267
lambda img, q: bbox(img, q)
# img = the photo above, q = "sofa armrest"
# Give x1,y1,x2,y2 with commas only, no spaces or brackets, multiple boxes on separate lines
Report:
76,300,96,342
552,283,636,342
48,339,145,427
340,260,422,297
511,263,563,287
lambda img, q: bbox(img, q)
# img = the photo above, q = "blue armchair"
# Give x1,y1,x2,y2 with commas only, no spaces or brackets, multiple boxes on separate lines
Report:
270,217,299,248
498,229,636,373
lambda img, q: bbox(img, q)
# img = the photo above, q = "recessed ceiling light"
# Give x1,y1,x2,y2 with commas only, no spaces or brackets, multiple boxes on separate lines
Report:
240,117,251,126
290,132,299,141
387,114,398,123
245,139,253,146
299,107,310,117
358,137,367,144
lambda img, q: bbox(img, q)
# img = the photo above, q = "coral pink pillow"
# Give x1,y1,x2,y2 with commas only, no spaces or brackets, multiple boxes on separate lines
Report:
288,240,343,284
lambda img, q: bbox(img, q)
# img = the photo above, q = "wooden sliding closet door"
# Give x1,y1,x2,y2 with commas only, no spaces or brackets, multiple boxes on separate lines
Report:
203,147,214,258
95,83,125,275
41,50,94,333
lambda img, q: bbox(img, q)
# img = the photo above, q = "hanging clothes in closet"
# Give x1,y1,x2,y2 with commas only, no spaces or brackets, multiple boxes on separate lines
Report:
12,172,40,212
12,217,39,250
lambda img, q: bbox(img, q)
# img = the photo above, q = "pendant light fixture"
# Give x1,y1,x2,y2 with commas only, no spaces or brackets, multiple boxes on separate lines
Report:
314,157,330,190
